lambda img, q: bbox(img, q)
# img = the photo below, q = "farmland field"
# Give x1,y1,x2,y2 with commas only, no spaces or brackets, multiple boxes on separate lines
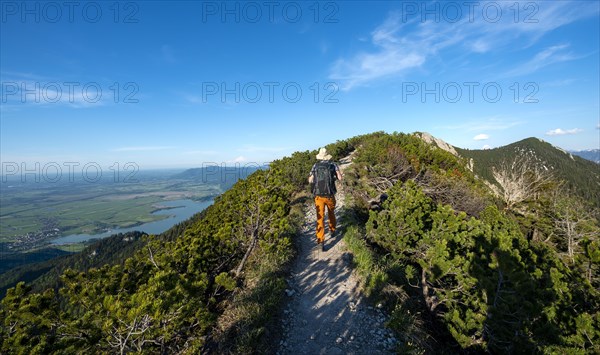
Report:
0,169,222,248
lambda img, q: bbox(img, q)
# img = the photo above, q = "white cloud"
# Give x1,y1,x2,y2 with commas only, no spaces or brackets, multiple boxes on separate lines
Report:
161,44,177,64
1,80,108,108
474,134,489,141
112,146,176,152
439,117,523,132
231,156,247,163
0,70,49,81
328,14,447,90
183,94,204,104
320,41,329,54
505,44,578,77
329,2,598,90
0,72,127,108
545,128,583,136
544,79,576,88
482,145,491,150
237,145,288,153
182,150,217,155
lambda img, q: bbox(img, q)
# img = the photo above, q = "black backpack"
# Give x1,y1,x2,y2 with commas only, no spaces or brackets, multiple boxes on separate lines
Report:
312,161,337,197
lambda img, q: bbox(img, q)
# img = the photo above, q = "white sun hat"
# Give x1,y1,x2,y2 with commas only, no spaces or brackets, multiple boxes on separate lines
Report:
316,147,332,160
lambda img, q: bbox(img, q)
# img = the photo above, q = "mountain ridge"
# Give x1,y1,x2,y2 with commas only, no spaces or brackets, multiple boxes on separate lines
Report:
1,131,598,354
450,136,600,207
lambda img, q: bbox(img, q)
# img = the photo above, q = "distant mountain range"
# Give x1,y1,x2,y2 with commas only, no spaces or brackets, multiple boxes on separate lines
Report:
172,165,263,191
173,165,262,181
569,149,600,164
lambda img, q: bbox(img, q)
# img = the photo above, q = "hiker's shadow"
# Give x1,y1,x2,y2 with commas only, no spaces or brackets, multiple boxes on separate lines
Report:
324,206,349,251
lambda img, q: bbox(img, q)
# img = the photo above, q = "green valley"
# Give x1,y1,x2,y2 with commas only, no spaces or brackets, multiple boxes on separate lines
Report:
0,167,257,249
1,132,598,354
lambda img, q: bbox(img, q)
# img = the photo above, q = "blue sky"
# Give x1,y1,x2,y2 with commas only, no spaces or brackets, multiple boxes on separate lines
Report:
1,0,599,169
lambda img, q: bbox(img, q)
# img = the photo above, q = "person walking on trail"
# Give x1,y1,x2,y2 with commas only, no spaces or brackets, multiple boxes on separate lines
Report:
308,148,342,251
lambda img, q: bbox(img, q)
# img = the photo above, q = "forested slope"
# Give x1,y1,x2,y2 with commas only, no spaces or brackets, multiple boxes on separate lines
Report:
1,132,598,354
339,132,600,353
456,137,600,207
0,152,316,353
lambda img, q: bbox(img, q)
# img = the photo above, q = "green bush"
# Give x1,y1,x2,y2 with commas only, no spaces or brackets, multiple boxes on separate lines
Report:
367,179,599,352
1,157,301,353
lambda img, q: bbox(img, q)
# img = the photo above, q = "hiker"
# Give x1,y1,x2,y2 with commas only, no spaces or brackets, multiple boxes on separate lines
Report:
308,148,342,250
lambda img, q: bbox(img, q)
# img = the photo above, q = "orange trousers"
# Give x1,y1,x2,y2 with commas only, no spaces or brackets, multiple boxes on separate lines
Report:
315,196,336,242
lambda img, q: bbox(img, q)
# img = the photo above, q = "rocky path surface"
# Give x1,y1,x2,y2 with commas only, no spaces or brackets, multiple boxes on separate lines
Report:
277,155,397,354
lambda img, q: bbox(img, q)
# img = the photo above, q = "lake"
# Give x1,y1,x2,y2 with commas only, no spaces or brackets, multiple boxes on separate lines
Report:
50,199,212,245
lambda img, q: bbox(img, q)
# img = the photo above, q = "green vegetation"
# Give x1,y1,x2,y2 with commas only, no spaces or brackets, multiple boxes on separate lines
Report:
0,232,147,298
1,132,598,353
0,203,215,300
339,132,600,353
53,243,87,253
0,157,306,353
342,225,388,298
0,248,72,275
457,137,600,207
0,168,253,285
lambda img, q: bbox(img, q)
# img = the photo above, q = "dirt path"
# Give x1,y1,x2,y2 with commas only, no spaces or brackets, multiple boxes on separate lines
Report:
277,155,397,354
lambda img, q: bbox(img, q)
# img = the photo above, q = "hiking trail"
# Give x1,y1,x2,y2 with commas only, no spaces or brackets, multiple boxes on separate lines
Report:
277,154,397,354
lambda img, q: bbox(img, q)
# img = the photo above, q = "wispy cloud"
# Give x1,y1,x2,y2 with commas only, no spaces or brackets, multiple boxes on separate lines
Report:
1,70,50,81
329,14,440,90
237,145,289,153
182,93,204,104
329,1,598,90
1,80,108,108
320,40,330,54
546,128,583,136
439,117,523,132
230,156,247,163
462,1,597,51
505,44,578,77
112,146,176,152
544,78,576,88
161,44,177,64
474,134,489,141
182,150,218,155
1,72,122,108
